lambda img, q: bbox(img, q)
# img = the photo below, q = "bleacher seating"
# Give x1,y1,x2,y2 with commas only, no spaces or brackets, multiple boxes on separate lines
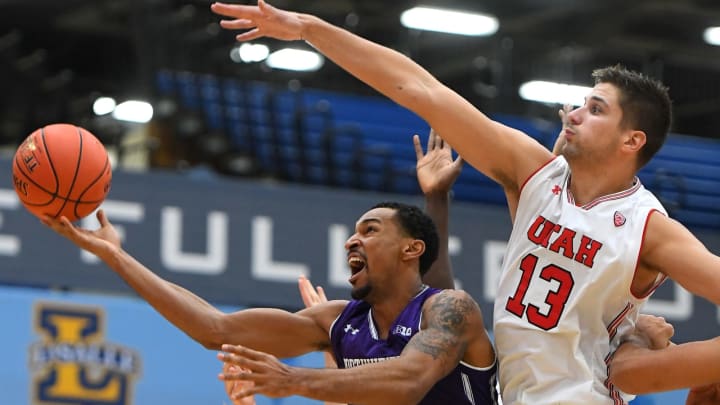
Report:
154,69,720,230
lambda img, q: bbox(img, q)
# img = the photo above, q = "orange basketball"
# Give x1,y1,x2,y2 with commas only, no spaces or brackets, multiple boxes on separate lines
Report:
12,123,112,221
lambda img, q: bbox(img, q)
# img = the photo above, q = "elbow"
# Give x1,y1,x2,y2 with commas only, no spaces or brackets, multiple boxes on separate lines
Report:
195,314,230,350
390,78,443,118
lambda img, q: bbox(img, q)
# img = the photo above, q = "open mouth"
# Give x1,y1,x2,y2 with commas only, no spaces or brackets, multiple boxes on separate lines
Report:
347,254,366,279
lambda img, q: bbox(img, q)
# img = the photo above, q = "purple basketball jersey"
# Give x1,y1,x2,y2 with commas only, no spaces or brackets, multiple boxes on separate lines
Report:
330,286,498,404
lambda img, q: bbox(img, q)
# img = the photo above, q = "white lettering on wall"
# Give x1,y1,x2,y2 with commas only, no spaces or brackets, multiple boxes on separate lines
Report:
0,190,20,257
162,207,228,275
483,240,507,302
81,201,145,263
328,224,350,288
251,216,308,282
448,235,463,289
645,281,693,321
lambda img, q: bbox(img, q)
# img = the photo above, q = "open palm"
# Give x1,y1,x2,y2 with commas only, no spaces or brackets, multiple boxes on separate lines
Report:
414,130,463,196
41,210,121,260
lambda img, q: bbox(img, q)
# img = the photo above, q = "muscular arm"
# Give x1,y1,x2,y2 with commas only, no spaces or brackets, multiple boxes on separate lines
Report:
609,337,720,394
639,212,720,305
211,1,553,214
414,131,461,289
106,247,341,356
42,211,338,356
221,290,492,404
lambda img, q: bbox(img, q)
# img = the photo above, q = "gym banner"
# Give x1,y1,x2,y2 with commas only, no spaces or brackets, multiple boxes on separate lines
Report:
0,285,323,405
0,157,718,342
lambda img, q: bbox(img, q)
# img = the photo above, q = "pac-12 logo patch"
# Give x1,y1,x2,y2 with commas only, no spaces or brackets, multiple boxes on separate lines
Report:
28,302,141,405
614,211,626,227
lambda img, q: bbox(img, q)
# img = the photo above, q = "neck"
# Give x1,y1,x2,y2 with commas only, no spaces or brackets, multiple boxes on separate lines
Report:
568,169,637,206
369,281,424,339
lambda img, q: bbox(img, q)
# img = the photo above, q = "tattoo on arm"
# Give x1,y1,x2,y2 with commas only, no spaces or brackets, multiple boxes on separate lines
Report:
408,292,475,362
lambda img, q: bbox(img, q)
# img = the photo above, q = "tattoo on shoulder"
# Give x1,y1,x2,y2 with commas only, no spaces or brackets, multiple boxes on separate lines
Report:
408,292,475,360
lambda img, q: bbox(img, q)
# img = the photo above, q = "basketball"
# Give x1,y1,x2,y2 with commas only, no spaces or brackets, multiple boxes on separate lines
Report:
12,123,112,222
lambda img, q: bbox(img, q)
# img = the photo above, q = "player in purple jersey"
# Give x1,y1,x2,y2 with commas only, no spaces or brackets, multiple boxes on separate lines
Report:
42,131,498,405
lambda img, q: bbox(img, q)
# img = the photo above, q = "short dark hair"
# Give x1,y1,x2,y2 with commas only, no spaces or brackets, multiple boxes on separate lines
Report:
370,201,439,276
592,64,672,168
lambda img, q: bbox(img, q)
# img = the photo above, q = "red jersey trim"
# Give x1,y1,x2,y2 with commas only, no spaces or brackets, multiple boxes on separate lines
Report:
519,155,559,196
631,209,669,299
567,176,643,210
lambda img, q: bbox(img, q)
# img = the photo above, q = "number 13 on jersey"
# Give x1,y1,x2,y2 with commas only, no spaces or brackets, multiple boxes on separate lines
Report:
505,253,576,330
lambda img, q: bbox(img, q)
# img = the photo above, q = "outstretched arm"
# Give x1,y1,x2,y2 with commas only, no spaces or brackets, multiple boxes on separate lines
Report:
609,314,720,395
210,1,553,213
611,337,720,395
414,130,463,289
218,290,489,405
41,211,340,357
641,213,720,306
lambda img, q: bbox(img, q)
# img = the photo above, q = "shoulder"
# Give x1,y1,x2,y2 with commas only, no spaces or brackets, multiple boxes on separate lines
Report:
643,210,692,249
298,299,350,332
422,289,484,328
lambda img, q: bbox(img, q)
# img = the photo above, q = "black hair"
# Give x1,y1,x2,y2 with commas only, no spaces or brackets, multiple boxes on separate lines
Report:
370,201,439,276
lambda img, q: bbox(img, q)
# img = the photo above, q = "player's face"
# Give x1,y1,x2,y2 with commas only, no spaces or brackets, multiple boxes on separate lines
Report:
561,83,628,163
345,207,407,300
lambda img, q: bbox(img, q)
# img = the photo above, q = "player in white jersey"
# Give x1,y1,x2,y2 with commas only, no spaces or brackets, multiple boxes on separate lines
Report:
494,154,666,404
210,2,720,403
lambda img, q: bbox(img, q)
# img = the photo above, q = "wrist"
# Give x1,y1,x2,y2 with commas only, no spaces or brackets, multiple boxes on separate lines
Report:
297,13,321,42
102,245,127,270
289,366,312,398
424,190,451,201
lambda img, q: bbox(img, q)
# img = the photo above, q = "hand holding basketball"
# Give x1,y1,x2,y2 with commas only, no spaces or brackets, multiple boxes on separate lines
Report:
12,123,112,221
41,209,121,261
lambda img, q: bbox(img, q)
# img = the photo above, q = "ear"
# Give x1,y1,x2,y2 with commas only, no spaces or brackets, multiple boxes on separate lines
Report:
622,129,646,153
402,239,425,261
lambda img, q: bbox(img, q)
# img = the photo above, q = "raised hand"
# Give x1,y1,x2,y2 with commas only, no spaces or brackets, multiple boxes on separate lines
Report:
552,103,573,155
414,129,463,196
40,210,121,260
298,275,328,308
211,0,305,42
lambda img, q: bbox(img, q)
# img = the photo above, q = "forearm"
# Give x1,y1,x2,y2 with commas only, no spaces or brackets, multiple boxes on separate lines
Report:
292,360,432,405
299,15,440,115
103,247,226,348
422,192,454,289
610,337,720,394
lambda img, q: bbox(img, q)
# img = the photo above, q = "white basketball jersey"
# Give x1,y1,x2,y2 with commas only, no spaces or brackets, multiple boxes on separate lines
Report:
493,156,667,405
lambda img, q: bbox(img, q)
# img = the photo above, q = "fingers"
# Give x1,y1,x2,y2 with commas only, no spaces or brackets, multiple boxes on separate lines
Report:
40,214,75,234
298,275,318,307
298,275,328,307
315,285,328,303
221,344,267,362
559,104,572,127
211,3,262,19
97,209,109,227
426,129,436,151
453,154,464,169
59,215,74,228
220,19,257,30
412,134,424,162
258,0,273,12
236,29,263,42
